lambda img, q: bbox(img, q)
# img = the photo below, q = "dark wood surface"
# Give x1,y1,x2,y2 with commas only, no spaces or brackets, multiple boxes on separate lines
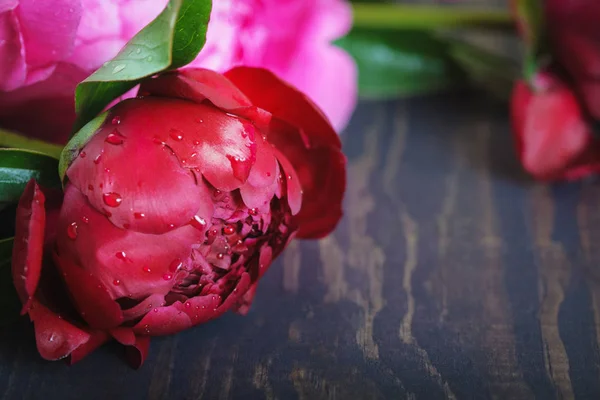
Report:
2,93,600,399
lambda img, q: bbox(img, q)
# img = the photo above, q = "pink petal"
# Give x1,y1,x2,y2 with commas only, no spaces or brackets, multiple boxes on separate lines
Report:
17,0,81,86
0,9,26,90
11,179,45,314
272,148,302,215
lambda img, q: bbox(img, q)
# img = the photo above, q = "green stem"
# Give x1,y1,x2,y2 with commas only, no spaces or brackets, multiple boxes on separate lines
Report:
0,129,63,159
352,4,513,30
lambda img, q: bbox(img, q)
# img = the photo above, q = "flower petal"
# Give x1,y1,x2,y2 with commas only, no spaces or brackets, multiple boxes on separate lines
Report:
0,9,26,91
224,67,342,149
139,69,272,129
28,298,91,361
12,179,45,314
67,330,110,365
53,251,124,330
55,185,206,300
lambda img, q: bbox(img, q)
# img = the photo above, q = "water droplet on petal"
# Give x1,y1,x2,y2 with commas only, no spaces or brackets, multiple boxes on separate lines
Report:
153,308,158,312
105,130,124,145
116,251,127,260
195,118,203,123
112,64,126,74
112,116,121,125
185,301,191,308
153,137,164,145
217,253,224,260
81,216,89,224
249,208,258,216
103,192,123,207
193,140,200,145
134,212,145,219
288,175,292,180
162,273,173,281
190,215,206,230
94,153,102,164
223,224,236,235
266,172,271,177
67,222,78,239
169,259,182,272
79,151,87,158
142,266,151,273
168,224,175,229
113,279,121,286
169,128,183,141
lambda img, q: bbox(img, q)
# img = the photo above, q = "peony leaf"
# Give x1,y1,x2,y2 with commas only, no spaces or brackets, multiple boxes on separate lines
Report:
0,129,63,159
0,149,61,204
73,0,212,132
0,237,21,327
512,0,550,80
59,112,108,183
336,29,467,99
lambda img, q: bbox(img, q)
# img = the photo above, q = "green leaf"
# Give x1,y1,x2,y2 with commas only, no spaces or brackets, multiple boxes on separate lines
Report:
513,0,549,80
59,112,108,183
0,149,61,203
352,3,513,31
336,29,467,99
74,0,212,132
0,129,63,159
446,38,521,101
0,237,22,327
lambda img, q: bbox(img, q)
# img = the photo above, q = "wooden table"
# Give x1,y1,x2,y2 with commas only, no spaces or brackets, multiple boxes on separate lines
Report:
2,93,600,399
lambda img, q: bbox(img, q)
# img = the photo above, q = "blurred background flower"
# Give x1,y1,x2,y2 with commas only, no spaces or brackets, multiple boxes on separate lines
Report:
0,0,357,143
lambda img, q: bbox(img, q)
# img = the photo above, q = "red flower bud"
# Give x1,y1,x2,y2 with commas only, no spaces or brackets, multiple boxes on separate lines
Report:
511,74,600,180
12,67,346,366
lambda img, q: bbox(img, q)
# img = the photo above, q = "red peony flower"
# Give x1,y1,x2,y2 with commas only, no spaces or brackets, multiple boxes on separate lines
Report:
511,73,600,181
11,67,346,367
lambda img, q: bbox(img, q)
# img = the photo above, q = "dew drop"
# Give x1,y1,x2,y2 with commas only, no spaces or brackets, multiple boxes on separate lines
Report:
266,172,271,177
169,259,183,272
190,215,207,230
146,56,153,62
223,224,236,235
112,64,126,74
111,116,121,125
153,308,158,313
287,174,292,180
184,301,191,308
142,266,151,273
214,189,222,196
79,151,87,158
152,137,164,145
162,273,173,281
113,279,121,286
134,212,145,219
116,251,127,260
216,253,224,260
135,48,142,54
169,128,184,141
103,192,123,207
105,130,124,145
193,140,200,145
93,153,102,164
168,223,175,229
195,118,203,123
249,208,258,216
67,222,78,240
81,216,89,224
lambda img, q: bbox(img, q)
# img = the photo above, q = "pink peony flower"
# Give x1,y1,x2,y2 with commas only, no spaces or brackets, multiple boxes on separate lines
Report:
0,0,356,143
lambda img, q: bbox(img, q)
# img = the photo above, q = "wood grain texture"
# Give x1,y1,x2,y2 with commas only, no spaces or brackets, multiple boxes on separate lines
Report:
1,93,600,399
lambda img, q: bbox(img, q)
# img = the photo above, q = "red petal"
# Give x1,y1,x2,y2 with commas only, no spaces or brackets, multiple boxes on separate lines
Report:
56,185,206,300
12,179,45,314
125,335,150,369
268,122,346,238
52,251,124,330
27,298,91,361
271,148,302,215
67,330,110,365
224,67,342,150
139,69,272,129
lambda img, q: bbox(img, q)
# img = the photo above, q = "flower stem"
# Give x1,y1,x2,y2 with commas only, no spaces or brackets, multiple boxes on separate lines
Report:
352,3,513,30
0,129,63,159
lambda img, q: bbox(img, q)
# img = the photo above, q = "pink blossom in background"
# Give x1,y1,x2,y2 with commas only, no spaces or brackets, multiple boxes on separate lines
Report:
0,0,357,143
